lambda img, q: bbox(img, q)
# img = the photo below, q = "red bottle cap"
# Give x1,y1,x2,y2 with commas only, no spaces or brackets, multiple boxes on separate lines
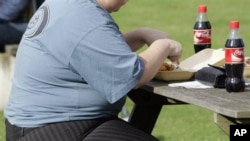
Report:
230,21,239,29
198,5,207,12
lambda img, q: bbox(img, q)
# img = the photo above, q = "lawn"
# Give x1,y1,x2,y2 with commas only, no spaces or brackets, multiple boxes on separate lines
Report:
112,0,250,58
0,111,4,141
1,0,250,140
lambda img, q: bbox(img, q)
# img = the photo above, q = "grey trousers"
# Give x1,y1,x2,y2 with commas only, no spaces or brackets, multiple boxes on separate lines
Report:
6,118,159,141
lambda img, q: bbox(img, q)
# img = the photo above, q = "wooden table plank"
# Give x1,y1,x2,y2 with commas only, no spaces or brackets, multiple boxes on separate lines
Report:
128,79,250,136
143,80,250,119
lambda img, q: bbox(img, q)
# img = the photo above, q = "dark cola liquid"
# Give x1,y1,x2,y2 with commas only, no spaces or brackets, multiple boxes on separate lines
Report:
225,39,245,92
194,21,211,53
194,44,211,53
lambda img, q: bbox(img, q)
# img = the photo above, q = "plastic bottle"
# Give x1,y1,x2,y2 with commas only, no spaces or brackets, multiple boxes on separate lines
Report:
225,21,245,92
193,5,212,53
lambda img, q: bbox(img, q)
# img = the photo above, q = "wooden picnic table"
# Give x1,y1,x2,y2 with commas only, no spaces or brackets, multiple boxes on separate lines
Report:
127,78,250,136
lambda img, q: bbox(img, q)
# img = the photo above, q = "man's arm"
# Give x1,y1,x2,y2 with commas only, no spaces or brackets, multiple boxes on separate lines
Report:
123,27,170,52
123,27,182,88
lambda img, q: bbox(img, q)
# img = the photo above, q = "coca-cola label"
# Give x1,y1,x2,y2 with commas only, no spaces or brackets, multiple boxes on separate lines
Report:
225,48,244,64
193,29,211,44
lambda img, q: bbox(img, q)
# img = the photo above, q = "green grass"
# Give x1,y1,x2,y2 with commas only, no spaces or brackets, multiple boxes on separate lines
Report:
1,0,249,140
112,0,250,59
0,111,5,141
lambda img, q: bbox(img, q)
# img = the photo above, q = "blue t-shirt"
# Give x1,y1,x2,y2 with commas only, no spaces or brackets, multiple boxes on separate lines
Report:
4,0,144,127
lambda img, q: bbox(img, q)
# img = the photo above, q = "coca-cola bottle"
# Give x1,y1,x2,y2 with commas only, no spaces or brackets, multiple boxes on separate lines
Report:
225,21,245,92
193,5,211,53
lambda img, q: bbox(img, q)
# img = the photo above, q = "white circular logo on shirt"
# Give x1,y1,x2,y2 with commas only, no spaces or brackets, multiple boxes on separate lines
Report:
24,5,49,39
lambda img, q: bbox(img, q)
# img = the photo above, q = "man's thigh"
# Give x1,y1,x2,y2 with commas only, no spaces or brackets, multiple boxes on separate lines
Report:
83,120,159,141
6,117,113,141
